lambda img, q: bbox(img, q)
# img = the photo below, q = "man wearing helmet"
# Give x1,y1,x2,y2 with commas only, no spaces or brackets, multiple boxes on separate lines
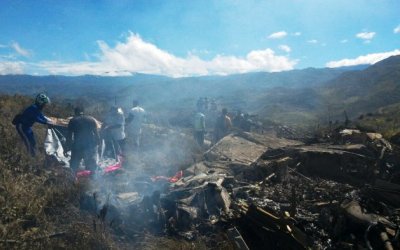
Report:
14,93,53,157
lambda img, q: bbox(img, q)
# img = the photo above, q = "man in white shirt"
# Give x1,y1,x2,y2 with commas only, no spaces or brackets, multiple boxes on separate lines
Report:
194,108,206,146
102,106,125,158
126,100,145,149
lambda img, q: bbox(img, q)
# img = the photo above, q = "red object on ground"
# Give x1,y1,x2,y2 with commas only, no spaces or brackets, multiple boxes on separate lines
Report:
76,155,123,178
76,170,92,178
104,161,122,173
151,170,183,183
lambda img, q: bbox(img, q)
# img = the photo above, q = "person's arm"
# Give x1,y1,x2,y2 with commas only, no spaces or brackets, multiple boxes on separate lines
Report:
94,128,101,146
201,115,206,131
65,121,73,153
93,121,101,146
107,124,122,129
36,111,51,125
44,115,54,125
125,113,134,124
226,116,232,129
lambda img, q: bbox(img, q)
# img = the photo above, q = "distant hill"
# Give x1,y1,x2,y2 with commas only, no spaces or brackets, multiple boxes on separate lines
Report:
0,74,168,100
2,60,397,128
320,55,400,119
0,66,352,110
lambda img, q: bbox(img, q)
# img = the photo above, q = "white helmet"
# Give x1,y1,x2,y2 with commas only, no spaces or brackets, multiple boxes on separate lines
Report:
35,93,50,106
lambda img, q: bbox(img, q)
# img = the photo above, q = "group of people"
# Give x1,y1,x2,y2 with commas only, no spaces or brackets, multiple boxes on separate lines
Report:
14,93,255,173
196,97,217,113
101,100,145,159
232,111,257,132
13,94,145,174
193,106,232,147
193,103,259,147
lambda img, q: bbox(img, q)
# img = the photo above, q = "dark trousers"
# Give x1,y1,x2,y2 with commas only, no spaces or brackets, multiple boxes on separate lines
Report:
104,138,125,159
70,146,98,172
16,124,36,157
194,131,205,146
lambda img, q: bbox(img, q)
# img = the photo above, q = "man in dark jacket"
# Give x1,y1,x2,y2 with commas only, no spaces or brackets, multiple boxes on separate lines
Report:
65,106,100,173
213,108,232,143
14,93,52,157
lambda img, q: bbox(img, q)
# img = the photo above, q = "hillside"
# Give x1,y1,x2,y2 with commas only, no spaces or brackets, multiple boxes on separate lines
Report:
0,58,398,131
321,55,400,119
0,74,168,101
1,59,400,248
2,94,400,249
0,95,207,249
0,67,350,106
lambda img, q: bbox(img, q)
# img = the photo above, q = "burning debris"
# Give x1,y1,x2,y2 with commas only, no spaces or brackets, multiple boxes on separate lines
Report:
44,123,400,249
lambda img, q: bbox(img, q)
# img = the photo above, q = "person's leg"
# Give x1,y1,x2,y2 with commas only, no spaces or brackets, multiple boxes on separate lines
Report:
84,146,98,172
194,131,201,146
132,131,140,149
199,131,205,146
70,148,83,173
16,124,31,154
116,138,125,156
213,129,222,144
136,132,141,148
26,131,36,157
16,125,36,157
103,137,115,158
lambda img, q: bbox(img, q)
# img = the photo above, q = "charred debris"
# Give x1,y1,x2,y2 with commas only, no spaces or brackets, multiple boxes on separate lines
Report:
77,126,400,250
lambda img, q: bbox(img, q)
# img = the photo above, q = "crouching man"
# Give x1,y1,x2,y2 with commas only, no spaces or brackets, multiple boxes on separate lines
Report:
64,106,100,174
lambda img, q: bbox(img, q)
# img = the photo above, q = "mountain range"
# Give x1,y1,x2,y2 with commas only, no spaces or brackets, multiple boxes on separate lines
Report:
0,56,399,127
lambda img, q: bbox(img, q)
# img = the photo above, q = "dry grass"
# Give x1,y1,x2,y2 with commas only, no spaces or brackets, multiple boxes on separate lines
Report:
0,95,117,249
0,94,219,249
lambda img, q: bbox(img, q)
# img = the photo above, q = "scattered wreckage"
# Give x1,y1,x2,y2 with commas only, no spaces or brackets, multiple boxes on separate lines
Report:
45,125,400,249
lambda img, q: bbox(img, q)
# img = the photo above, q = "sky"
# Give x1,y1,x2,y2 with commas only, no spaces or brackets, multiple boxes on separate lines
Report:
0,0,399,77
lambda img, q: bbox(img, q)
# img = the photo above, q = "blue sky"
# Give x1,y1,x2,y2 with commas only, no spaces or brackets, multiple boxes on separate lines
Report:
0,0,399,77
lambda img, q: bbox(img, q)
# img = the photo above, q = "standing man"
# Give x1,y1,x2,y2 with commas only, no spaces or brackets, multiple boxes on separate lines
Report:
213,108,232,143
102,106,126,159
14,93,53,157
65,106,100,174
193,107,206,147
126,100,146,149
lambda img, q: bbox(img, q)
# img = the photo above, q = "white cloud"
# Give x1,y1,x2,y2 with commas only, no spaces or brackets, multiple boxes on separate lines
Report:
38,33,297,77
245,49,297,72
356,31,376,40
307,39,318,44
292,32,301,36
394,25,400,34
340,39,348,43
0,61,25,75
0,54,17,60
278,45,291,53
326,49,400,68
11,42,31,57
188,49,210,56
268,31,287,39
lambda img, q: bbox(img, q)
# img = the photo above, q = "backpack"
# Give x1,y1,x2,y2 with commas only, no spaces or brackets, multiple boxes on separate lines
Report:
12,113,23,125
